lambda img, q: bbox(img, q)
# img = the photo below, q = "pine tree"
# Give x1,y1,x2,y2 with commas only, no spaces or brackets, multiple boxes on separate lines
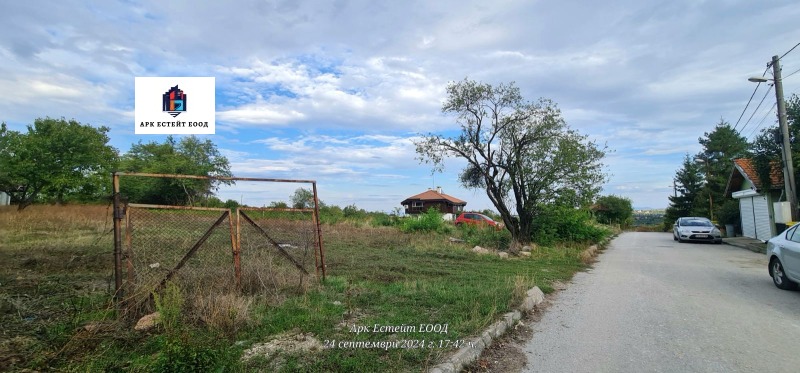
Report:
665,154,705,228
696,119,749,219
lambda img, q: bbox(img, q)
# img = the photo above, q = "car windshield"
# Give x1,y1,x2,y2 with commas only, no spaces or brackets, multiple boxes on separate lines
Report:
683,219,712,227
478,214,495,223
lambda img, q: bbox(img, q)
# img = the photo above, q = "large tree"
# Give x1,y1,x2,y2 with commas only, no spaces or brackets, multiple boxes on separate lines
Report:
665,154,706,226
119,136,232,205
415,79,608,244
593,195,633,227
290,187,316,209
0,118,118,210
750,94,800,197
695,119,749,219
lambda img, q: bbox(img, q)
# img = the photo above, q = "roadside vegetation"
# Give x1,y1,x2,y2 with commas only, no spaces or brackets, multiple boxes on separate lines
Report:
1,204,611,372
1,82,619,371
665,96,800,232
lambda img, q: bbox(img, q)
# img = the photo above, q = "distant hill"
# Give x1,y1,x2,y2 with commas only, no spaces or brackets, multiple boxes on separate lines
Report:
632,209,665,227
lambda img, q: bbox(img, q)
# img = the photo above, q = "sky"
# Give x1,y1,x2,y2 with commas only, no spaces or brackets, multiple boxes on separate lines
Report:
2,0,800,212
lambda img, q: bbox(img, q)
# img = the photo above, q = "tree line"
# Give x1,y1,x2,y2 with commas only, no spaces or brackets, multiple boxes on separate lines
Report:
0,117,232,210
665,94,800,229
2,83,634,248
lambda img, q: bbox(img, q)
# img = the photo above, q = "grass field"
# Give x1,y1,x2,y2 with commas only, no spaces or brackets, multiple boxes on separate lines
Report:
0,204,605,372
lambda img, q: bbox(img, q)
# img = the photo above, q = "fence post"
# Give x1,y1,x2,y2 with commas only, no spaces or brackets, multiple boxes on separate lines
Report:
312,182,326,280
229,208,241,289
112,172,123,301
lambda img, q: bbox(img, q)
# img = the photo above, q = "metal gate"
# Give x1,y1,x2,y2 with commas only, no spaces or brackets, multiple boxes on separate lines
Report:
111,172,325,316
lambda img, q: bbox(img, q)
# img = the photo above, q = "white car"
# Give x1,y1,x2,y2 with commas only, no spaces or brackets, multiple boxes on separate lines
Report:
672,217,722,244
766,225,800,290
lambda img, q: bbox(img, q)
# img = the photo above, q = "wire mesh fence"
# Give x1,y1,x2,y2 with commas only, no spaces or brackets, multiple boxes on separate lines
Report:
112,172,325,319
237,208,318,299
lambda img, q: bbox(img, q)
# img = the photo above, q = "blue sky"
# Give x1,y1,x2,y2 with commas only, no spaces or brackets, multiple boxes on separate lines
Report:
2,0,800,211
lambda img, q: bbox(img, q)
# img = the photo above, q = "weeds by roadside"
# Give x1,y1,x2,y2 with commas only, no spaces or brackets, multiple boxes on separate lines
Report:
0,204,608,372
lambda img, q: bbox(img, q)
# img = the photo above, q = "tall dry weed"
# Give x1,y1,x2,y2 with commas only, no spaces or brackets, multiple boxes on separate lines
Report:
191,293,253,337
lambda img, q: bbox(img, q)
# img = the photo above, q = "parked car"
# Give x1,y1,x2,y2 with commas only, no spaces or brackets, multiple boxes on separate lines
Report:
455,212,501,230
672,217,722,244
766,225,800,290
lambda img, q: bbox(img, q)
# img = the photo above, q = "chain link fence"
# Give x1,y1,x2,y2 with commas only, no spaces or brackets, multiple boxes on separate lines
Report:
112,173,325,319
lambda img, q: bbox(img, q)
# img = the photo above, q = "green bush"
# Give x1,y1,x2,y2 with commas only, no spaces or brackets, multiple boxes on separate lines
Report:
150,282,237,372
531,205,609,245
400,208,449,233
458,224,512,250
370,212,399,227
153,332,235,373
153,282,184,335
716,199,740,226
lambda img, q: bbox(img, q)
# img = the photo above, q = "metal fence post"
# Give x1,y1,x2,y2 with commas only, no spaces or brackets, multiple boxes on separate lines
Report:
112,172,123,301
229,208,241,289
312,182,326,280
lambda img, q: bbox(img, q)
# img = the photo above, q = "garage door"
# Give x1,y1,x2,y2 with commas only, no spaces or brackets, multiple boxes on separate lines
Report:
740,197,755,239
753,194,773,240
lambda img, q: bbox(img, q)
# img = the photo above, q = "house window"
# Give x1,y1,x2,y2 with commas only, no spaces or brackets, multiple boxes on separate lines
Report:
456,205,463,212
412,201,424,208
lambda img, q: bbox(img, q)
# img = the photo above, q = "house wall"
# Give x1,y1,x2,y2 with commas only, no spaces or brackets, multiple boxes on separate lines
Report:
405,201,464,215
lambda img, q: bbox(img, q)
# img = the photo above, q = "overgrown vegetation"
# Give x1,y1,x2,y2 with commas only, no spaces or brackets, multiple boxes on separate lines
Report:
399,207,450,233
415,79,608,245
592,195,633,228
0,204,612,372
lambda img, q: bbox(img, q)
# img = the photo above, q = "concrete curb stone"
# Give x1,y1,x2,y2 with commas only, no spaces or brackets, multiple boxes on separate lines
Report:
428,286,545,372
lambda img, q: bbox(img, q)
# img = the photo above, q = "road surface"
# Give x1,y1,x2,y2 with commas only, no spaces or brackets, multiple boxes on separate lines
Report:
522,232,800,372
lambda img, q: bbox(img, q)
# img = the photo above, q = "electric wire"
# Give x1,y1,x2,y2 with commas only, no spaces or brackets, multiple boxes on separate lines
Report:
737,42,800,133
779,42,800,61
746,102,777,140
734,66,771,132
738,84,773,133
783,66,800,80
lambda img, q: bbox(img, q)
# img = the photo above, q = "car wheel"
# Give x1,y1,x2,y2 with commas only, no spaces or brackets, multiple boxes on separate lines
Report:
673,234,677,241
770,258,798,290
715,239,722,244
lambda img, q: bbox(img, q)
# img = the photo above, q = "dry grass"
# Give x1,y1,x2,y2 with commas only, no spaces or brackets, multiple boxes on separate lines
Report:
0,204,111,234
191,292,253,337
509,274,532,306
578,245,599,264
2,204,604,372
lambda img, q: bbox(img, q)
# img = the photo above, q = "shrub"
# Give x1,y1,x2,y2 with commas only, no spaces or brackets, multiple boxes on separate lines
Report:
400,208,448,233
370,212,399,227
531,205,609,245
458,224,512,250
593,195,633,228
151,282,238,372
153,282,184,335
154,331,233,373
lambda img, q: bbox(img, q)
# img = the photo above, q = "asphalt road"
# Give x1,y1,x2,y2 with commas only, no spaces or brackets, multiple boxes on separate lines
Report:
521,232,800,373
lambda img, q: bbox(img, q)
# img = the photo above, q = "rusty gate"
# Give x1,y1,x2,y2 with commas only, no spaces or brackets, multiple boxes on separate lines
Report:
111,172,326,315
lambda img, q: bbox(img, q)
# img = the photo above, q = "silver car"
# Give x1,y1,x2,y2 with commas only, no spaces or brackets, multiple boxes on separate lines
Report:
672,217,722,244
766,225,800,290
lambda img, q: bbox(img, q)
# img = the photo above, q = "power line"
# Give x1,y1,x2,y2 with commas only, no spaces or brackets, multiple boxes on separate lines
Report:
734,66,771,131
746,102,777,140
739,84,773,133
735,41,799,134
779,41,800,61
783,66,800,80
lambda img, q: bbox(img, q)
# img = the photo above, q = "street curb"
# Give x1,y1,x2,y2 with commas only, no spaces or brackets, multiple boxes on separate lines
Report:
427,287,545,373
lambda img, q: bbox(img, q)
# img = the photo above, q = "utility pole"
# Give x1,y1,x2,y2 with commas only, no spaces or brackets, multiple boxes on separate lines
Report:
671,179,677,198
772,55,798,221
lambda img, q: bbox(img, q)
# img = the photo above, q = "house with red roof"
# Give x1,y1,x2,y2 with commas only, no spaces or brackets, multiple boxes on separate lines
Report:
724,158,786,240
401,187,466,215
